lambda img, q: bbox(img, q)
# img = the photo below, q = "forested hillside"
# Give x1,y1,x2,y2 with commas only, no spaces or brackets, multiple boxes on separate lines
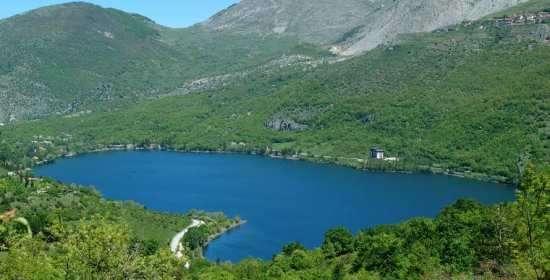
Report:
0,2,325,121
1,6,548,182
0,0,538,122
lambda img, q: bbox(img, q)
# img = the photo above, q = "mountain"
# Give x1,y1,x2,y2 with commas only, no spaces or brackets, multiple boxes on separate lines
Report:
0,0,535,122
0,0,548,179
3,1,549,181
203,0,529,55
0,2,179,120
0,2,325,122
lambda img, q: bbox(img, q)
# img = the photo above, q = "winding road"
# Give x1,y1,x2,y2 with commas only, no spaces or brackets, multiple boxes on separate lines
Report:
170,219,205,259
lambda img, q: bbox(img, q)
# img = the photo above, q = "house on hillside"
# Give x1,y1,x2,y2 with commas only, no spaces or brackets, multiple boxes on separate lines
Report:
370,147,385,159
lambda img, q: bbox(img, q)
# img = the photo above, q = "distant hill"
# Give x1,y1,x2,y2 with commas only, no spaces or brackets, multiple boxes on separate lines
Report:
0,2,324,122
203,0,529,55
0,2,176,120
0,0,537,122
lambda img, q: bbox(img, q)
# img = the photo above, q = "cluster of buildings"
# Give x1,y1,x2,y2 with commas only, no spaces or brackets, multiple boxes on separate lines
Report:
27,134,73,163
106,143,163,151
494,12,550,26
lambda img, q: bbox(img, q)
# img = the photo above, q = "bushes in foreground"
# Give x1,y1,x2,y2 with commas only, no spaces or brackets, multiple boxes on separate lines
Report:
0,165,548,279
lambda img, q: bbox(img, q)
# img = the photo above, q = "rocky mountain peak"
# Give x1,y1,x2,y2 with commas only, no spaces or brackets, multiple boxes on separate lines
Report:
203,0,529,55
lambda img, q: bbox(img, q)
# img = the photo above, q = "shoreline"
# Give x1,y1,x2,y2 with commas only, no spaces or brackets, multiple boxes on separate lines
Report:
30,144,513,185
204,219,247,251
170,218,247,262
198,219,247,261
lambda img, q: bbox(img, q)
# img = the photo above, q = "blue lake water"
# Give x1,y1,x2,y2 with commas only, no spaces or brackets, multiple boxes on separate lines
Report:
35,151,515,262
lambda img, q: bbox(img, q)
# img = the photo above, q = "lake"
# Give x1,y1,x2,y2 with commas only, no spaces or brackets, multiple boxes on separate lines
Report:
35,151,515,262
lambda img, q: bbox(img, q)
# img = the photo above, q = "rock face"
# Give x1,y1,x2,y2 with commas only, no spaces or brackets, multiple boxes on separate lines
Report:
203,0,529,55
265,118,308,131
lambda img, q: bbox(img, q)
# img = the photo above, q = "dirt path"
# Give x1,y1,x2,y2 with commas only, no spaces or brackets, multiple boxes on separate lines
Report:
170,219,205,259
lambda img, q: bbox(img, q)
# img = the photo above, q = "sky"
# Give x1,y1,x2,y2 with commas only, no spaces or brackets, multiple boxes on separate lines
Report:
0,0,239,28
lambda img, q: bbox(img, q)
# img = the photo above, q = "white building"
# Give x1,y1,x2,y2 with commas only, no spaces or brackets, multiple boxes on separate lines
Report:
370,147,385,159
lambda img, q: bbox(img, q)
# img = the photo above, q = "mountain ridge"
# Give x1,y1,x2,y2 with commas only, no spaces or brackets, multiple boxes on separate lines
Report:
203,0,530,55
0,0,544,122
0,1,326,122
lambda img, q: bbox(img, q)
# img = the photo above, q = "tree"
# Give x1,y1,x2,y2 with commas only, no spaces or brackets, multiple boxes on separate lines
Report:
353,232,404,277
236,259,266,279
0,237,63,279
131,237,161,256
322,227,353,258
514,165,550,279
435,199,486,272
0,208,32,242
140,249,185,280
52,218,140,279
183,225,211,251
289,250,313,270
282,241,306,256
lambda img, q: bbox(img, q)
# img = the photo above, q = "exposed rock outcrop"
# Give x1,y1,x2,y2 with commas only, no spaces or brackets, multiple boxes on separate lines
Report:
265,118,308,131
203,0,529,55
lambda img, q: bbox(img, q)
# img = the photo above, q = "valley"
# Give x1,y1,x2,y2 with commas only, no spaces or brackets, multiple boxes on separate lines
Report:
1,6,548,182
0,0,549,279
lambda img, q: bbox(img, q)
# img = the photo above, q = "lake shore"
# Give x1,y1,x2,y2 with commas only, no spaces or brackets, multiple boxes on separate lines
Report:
30,143,512,185
34,150,515,262
171,218,247,261
204,219,247,249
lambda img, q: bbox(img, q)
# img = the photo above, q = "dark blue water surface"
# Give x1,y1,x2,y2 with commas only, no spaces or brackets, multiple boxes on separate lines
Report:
35,151,515,262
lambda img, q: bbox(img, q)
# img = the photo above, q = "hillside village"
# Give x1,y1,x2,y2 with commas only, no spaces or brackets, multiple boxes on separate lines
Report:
493,10,550,25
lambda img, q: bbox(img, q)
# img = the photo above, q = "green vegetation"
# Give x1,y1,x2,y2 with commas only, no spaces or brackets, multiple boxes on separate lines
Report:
1,11,548,182
1,165,548,279
0,2,326,120
0,176,192,247
0,175,238,255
